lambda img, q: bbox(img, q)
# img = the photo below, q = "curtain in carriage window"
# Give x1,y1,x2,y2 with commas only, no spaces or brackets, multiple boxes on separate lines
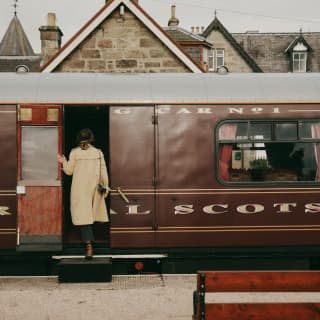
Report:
218,124,237,181
311,123,320,181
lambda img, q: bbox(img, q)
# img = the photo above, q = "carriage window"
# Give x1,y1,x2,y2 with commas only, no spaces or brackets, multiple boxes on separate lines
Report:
250,122,272,140
275,123,297,140
21,126,59,180
218,121,320,183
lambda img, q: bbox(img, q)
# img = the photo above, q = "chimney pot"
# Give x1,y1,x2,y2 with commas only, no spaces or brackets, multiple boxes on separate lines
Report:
171,5,176,17
168,4,179,27
47,13,56,27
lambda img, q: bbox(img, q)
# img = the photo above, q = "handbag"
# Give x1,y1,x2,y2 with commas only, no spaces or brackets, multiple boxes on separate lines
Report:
97,151,107,194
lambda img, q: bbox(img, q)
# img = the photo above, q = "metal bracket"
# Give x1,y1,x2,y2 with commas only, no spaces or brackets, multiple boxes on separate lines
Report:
152,115,158,125
152,177,159,186
199,272,206,320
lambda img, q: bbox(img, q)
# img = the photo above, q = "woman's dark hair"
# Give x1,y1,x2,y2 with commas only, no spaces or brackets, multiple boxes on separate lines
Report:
76,128,95,150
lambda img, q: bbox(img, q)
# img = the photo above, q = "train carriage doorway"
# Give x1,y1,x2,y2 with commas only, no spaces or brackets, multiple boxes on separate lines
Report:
63,106,109,246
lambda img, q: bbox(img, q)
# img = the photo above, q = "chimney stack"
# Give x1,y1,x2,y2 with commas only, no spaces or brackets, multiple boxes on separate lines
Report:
168,5,179,27
39,13,63,65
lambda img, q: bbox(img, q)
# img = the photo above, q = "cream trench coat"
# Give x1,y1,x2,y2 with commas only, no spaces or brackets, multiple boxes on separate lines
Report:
62,145,109,225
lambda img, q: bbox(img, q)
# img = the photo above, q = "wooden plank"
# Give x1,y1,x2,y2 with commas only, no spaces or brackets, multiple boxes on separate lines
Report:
204,303,320,320
199,271,320,292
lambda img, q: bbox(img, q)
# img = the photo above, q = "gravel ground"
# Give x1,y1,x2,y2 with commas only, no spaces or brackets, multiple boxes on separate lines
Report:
0,275,196,320
2,274,320,320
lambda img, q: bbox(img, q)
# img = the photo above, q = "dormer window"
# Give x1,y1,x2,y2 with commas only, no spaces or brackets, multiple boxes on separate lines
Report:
285,35,312,73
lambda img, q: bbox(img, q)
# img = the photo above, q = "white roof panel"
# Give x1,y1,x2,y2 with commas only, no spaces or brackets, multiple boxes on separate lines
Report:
0,73,320,104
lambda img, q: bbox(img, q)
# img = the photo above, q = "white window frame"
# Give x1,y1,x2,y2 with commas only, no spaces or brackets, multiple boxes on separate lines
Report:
208,48,214,71
208,48,225,72
292,51,307,73
216,49,225,69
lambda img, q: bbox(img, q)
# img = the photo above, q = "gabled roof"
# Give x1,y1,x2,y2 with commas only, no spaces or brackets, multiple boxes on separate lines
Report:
285,35,313,53
0,15,35,56
164,26,212,47
41,0,204,73
202,17,262,72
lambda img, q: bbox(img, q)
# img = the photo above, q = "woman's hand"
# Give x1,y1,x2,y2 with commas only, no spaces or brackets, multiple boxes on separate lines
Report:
57,154,66,164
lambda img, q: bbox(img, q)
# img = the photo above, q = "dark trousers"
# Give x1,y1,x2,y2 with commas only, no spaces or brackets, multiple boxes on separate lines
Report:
80,224,94,243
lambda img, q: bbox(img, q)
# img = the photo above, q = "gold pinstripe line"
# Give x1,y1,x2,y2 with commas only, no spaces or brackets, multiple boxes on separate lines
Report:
111,228,320,234
289,110,320,112
110,191,320,195
159,225,320,229
111,225,320,231
158,228,320,233
110,188,320,191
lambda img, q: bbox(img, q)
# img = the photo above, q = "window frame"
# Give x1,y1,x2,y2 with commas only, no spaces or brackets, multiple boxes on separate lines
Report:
292,51,307,73
20,125,60,181
208,48,214,71
17,105,63,186
216,49,225,69
216,119,320,185
208,48,225,72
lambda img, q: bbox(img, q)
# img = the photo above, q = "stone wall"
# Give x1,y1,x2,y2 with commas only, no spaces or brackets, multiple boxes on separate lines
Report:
206,30,252,72
54,9,190,73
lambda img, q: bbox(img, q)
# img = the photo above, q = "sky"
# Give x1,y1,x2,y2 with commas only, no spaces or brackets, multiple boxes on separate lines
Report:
0,0,320,53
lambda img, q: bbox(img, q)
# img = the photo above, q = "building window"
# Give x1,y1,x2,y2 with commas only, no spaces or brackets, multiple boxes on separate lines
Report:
292,52,307,72
217,120,320,183
208,49,214,71
208,48,225,72
216,49,225,69
286,38,311,73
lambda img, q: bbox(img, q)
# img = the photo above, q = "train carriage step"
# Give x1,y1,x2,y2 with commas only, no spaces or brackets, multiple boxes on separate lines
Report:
52,254,167,259
58,257,112,283
54,254,167,276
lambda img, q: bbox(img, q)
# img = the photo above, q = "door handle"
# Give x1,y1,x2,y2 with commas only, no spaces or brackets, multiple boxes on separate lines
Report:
117,187,129,204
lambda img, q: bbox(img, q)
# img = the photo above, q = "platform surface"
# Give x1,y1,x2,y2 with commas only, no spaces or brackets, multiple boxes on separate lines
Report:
2,275,320,320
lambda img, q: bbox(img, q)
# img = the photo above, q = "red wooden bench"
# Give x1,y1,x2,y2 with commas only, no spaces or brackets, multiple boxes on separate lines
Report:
192,271,320,320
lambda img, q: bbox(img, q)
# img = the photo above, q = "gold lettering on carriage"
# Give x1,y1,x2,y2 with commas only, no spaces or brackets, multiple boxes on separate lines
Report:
0,206,12,216
111,202,320,215
113,107,281,115
173,203,320,215
110,205,151,215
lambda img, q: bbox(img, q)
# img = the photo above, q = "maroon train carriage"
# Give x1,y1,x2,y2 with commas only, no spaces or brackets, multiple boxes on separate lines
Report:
1,72,320,273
